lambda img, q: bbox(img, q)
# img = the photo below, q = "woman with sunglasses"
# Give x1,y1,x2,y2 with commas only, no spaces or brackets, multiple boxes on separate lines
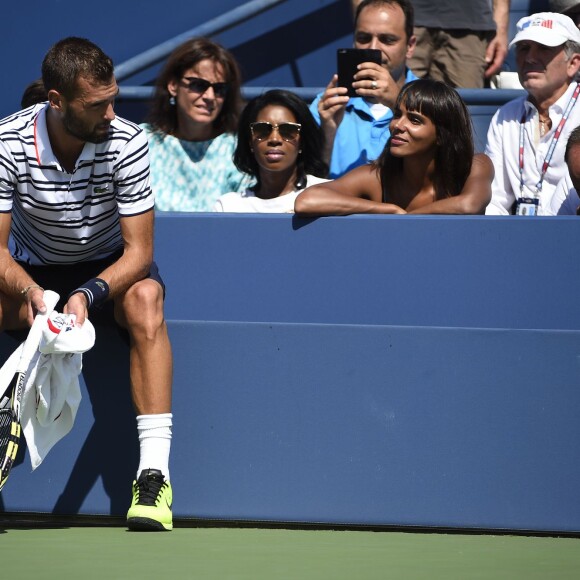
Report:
294,79,493,216
143,37,252,211
214,89,328,213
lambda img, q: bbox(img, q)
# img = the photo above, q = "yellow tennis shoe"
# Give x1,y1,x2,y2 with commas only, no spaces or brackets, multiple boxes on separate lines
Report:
126,468,173,531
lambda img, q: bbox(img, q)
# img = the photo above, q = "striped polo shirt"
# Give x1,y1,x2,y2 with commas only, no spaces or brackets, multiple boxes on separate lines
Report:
0,103,154,265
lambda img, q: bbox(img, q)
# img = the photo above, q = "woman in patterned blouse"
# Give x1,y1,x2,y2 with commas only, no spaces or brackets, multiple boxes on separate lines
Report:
142,37,252,212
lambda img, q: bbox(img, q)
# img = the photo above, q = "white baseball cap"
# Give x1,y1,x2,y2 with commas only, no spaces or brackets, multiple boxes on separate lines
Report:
509,12,580,48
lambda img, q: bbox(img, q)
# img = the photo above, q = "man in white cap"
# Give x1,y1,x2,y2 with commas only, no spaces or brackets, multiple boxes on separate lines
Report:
485,12,580,215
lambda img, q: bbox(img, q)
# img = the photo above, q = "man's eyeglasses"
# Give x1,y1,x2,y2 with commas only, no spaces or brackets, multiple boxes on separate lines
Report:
182,76,228,98
250,122,302,142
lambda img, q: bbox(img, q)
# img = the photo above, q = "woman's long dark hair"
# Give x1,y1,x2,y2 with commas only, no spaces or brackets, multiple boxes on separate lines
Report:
234,89,328,191
374,79,474,201
146,37,243,136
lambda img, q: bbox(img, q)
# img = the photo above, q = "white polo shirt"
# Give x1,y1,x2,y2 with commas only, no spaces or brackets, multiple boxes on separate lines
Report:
484,82,580,216
0,103,153,265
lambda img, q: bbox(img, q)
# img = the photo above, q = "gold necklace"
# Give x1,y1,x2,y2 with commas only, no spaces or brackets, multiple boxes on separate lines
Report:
539,115,552,137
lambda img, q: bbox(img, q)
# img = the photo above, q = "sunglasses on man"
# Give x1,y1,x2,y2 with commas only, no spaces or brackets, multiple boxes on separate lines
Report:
250,122,302,142
181,76,229,98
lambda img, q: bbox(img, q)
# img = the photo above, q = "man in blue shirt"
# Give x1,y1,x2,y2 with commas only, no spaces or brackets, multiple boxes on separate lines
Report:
310,0,418,178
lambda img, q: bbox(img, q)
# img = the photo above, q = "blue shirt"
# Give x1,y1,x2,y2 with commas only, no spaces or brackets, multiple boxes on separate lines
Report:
309,69,418,178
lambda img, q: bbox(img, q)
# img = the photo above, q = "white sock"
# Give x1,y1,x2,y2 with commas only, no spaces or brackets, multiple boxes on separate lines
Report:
136,413,172,481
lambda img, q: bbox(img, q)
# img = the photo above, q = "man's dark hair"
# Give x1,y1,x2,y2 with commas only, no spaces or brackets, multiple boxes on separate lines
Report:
41,37,114,99
354,0,414,41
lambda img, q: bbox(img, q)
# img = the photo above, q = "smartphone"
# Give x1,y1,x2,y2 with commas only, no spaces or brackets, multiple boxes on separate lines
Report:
337,48,382,97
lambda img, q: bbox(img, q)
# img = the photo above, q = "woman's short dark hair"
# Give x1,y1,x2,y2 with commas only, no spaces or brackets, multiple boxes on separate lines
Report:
375,79,474,200
146,37,243,136
41,37,114,99
234,89,328,191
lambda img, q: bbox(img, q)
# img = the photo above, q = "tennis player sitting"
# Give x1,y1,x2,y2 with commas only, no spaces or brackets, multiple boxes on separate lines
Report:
0,37,173,531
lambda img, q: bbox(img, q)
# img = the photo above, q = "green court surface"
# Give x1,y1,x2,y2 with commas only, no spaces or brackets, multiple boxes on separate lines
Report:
1,523,579,579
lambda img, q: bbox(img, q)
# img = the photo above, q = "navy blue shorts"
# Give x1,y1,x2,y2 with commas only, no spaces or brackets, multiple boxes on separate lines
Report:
17,251,165,327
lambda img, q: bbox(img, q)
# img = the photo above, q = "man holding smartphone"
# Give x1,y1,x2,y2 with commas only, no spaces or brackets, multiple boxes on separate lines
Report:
310,0,417,178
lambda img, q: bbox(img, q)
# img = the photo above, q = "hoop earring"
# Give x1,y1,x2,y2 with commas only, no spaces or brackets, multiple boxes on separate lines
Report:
169,96,176,106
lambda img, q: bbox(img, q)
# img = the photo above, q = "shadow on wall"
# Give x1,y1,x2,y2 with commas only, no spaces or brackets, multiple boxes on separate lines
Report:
0,325,137,517
53,326,136,516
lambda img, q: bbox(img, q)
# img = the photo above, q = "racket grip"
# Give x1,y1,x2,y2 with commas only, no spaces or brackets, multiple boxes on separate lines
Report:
18,290,60,367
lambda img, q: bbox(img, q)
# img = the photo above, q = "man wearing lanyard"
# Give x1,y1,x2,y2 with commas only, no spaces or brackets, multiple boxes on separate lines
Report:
485,12,580,215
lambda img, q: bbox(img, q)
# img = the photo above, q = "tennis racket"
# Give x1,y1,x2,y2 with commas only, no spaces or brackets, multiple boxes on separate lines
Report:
0,289,59,492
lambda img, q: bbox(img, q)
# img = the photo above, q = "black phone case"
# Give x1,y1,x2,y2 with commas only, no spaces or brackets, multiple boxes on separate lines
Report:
337,48,382,97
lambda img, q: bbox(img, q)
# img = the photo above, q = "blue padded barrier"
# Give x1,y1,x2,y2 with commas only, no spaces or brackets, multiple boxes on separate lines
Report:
156,214,580,332
1,214,579,533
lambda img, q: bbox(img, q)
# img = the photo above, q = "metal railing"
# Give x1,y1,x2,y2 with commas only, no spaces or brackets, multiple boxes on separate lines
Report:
117,85,525,106
114,0,288,82
117,85,324,103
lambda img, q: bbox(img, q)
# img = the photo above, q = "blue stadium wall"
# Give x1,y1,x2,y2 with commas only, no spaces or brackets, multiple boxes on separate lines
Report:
1,214,579,533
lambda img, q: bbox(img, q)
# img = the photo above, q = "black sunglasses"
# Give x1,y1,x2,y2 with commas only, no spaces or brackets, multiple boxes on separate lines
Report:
250,122,302,142
182,76,229,98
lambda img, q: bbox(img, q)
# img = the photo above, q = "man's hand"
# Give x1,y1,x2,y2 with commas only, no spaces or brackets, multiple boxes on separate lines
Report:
318,74,350,133
484,34,509,79
352,62,400,109
24,286,46,326
317,74,350,167
485,0,509,79
64,292,89,327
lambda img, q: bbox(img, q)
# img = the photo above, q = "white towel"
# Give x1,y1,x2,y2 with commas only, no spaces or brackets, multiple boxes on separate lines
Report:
18,312,96,470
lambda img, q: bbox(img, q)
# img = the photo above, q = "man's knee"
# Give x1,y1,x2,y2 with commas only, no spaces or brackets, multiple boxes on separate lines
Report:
116,279,165,333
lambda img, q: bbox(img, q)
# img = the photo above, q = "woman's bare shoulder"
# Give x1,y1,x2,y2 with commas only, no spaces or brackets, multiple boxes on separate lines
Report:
472,152,494,171
334,163,381,192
